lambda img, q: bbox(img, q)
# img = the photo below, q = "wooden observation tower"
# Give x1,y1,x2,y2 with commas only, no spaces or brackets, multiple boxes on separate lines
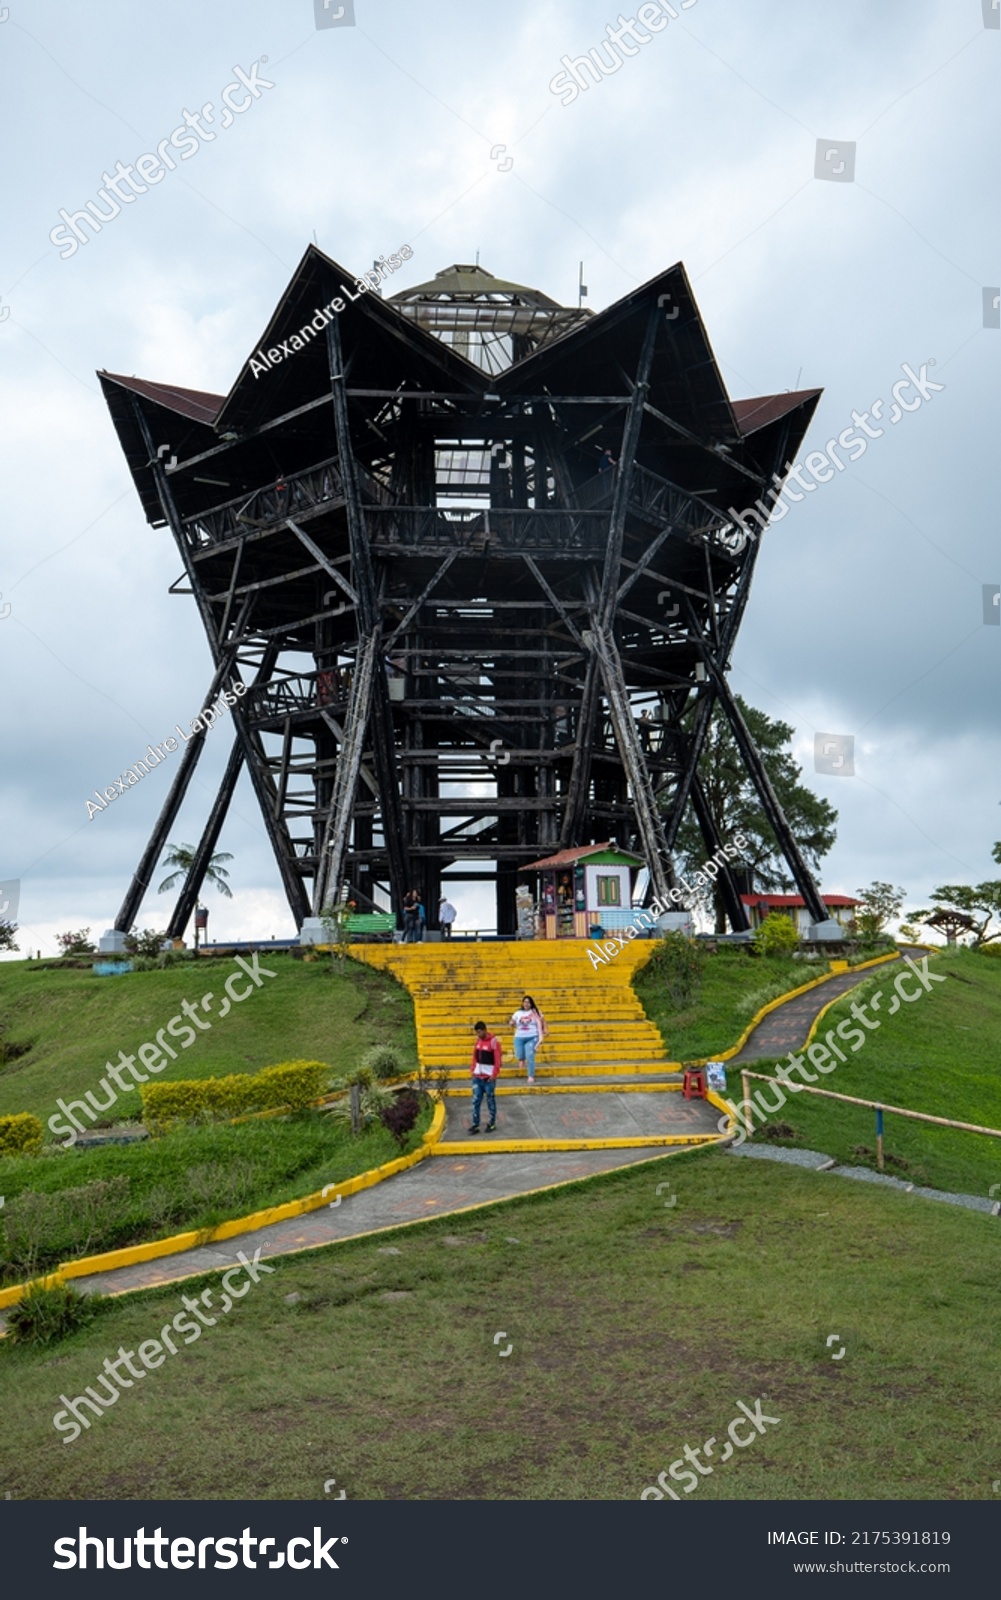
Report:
100,251,830,938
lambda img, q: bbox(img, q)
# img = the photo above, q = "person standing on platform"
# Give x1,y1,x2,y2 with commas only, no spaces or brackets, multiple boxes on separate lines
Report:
509,993,546,1086
402,889,421,943
469,1021,501,1134
439,896,457,938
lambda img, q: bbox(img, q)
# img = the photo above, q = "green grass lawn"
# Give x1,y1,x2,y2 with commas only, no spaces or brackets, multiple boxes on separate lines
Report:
743,948,1001,1199
0,1107,432,1285
1,1148,997,1500
635,948,810,1059
0,953,417,1134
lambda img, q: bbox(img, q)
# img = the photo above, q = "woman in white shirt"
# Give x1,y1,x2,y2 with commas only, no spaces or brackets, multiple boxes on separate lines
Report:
509,993,546,1085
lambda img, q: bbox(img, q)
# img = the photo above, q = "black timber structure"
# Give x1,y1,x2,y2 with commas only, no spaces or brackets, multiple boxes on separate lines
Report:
100,252,830,938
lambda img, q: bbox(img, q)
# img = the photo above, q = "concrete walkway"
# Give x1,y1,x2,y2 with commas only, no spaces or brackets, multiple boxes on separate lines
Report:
67,1147,680,1301
729,955,902,1063
729,1143,999,1217
439,1087,719,1144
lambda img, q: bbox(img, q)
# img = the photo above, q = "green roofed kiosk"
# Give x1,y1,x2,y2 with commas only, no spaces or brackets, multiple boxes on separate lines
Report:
521,843,645,940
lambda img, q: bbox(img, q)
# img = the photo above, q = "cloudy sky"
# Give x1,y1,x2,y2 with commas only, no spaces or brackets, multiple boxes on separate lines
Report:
1,0,997,952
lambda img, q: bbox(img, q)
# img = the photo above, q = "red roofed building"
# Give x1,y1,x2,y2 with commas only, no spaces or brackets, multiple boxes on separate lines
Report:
741,894,859,935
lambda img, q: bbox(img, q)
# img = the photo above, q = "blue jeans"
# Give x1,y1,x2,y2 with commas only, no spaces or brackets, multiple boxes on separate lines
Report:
513,1035,537,1078
471,1075,496,1128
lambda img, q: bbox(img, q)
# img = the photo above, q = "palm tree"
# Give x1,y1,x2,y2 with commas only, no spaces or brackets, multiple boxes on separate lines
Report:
158,843,233,899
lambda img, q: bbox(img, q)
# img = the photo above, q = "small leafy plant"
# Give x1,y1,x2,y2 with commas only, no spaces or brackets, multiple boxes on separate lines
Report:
379,1089,421,1150
753,913,800,957
646,929,706,1008
125,927,169,959
360,1044,406,1082
6,1280,101,1346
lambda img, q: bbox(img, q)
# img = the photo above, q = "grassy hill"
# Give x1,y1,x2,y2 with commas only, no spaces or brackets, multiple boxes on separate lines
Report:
1,1149,997,1500
635,946,807,1059
744,947,1001,1199
0,952,417,1133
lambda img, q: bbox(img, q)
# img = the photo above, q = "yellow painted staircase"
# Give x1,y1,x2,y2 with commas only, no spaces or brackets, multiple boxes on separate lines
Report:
350,940,673,1076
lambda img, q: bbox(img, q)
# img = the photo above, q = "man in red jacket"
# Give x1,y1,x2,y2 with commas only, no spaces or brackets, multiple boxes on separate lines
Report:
469,1020,501,1134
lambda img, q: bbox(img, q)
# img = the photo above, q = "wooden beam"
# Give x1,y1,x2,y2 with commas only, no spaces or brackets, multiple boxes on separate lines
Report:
114,659,237,932
286,518,359,605
166,736,245,940
326,312,411,906
384,549,459,648
130,395,311,929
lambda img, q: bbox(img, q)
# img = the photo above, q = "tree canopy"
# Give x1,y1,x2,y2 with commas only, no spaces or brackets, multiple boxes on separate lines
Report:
854,881,905,940
909,881,1001,947
668,696,838,932
158,843,233,899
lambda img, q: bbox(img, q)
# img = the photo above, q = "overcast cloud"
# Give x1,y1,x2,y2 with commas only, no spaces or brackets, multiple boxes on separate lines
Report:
0,0,997,952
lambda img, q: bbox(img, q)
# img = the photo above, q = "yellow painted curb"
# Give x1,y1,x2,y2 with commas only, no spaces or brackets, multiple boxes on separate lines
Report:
435,1132,725,1156
434,1062,677,1079
441,1083,685,1096
0,1097,446,1311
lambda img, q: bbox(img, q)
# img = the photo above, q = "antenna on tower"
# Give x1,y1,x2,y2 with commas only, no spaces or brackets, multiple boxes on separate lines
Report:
578,262,588,308
475,249,480,267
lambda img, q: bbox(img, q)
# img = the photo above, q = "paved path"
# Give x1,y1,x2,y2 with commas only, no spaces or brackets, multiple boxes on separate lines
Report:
729,1143,999,1217
439,1088,719,1143
729,956,902,1063
68,1147,680,1301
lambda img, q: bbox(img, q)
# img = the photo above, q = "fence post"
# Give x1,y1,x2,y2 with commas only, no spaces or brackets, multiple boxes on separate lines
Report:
741,1070,752,1135
875,1106,884,1171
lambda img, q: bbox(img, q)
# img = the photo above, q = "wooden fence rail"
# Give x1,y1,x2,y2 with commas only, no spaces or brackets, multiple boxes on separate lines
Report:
736,1068,1001,1171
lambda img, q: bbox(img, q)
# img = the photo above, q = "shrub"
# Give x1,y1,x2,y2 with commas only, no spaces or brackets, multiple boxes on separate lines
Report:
125,927,168,959
646,930,706,1008
0,1112,43,1158
735,979,802,1020
753,914,800,957
327,1081,393,1130
1,1176,130,1275
379,1089,421,1149
56,929,96,956
6,1280,100,1345
141,1059,328,1134
0,920,19,953
361,1044,405,1082
342,1063,374,1090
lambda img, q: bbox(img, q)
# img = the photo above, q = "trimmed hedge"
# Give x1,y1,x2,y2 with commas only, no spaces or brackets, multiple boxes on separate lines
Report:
141,1060,328,1134
0,1112,44,1158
